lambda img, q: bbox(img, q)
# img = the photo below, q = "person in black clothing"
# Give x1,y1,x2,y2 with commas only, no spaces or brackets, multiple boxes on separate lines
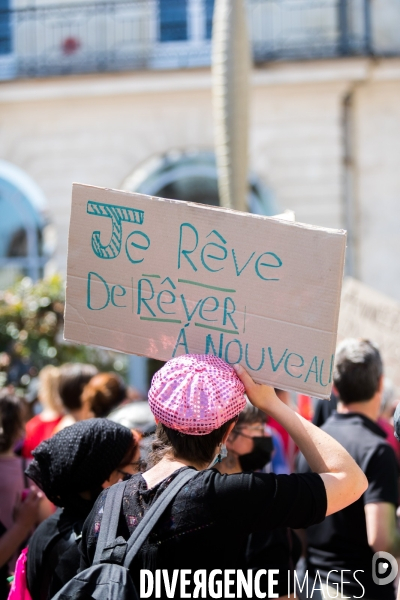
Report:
80,354,367,598
25,418,141,600
312,391,338,428
217,401,301,599
297,338,400,600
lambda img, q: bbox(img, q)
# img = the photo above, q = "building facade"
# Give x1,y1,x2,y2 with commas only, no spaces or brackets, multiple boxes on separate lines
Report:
1,0,400,304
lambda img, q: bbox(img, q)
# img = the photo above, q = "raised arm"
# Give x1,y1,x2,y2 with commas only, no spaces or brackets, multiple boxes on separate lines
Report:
234,364,368,515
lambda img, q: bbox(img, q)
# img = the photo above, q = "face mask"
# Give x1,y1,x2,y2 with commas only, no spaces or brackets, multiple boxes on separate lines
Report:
207,443,228,469
238,436,274,472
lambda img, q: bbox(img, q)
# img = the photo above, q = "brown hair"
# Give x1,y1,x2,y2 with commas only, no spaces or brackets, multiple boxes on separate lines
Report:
0,390,24,453
81,372,127,418
149,418,236,468
334,339,383,404
58,363,98,412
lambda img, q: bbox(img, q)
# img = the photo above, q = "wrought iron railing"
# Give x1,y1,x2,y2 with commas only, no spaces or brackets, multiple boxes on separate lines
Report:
0,0,399,80
251,0,372,60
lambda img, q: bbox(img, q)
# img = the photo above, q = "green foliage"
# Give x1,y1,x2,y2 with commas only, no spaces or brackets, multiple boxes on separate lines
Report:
0,274,127,388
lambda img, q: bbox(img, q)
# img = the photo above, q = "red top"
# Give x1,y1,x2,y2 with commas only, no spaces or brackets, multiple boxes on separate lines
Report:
268,416,298,472
21,415,62,458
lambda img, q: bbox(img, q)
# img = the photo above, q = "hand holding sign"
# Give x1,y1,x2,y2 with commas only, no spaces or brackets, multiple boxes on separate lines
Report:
64,184,346,399
233,363,279,413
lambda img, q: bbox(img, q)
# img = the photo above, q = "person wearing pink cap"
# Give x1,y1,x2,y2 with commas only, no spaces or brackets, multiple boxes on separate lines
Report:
80,354,367,597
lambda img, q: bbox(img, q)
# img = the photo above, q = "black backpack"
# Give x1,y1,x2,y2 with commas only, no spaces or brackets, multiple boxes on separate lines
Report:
52,468,196,600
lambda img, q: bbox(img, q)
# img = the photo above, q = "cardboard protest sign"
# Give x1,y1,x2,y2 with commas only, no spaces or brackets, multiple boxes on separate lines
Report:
338,277,400,390
64,184,346,399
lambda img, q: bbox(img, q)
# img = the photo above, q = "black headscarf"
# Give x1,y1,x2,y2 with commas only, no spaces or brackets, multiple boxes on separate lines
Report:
26,418,133,513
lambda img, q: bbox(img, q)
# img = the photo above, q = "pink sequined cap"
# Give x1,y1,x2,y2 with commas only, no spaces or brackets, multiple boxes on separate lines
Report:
148,354,246,435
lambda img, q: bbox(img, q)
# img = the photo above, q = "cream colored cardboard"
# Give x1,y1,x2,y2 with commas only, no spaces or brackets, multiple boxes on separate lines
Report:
338,277,400,389
64,184,347,399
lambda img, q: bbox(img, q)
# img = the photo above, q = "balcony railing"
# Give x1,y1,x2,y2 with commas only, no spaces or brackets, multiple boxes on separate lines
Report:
0,0,399,80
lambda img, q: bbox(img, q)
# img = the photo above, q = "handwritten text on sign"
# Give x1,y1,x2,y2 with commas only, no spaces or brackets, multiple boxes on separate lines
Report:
65,184,346,398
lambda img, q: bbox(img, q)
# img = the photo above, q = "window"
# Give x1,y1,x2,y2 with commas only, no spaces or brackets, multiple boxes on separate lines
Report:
0,0,11,55
158,0,215,43
159,0,188,42
205,0,215,40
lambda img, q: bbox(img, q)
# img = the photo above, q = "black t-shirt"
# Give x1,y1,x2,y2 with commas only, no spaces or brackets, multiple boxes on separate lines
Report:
312,396,338,428
297,412,399,600
245,528,302,596
81,467,326,597
27,508,86,600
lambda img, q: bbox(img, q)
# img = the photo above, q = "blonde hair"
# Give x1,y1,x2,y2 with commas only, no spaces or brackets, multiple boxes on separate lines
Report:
38,365,63,414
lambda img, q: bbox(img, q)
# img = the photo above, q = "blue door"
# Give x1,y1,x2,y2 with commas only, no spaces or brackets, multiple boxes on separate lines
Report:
0,0,11,54
159,0,188,42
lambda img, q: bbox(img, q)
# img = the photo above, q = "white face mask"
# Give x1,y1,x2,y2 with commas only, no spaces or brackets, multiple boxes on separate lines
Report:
207,443,228,469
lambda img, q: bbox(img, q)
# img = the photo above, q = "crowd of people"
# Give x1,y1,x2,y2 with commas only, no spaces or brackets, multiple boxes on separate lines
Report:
0,340,399,599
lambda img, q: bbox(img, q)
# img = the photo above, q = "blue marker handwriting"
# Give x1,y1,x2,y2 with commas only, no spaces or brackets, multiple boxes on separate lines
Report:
172,328,334,387
85,270,332,389
87,201,282,282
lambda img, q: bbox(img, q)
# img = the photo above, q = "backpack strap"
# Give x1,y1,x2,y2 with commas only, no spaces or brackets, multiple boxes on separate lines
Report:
93,480,127,566
123,467,197,568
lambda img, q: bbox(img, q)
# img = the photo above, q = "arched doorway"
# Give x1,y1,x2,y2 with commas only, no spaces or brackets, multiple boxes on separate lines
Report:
122,149,278,215
0,161,51,289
